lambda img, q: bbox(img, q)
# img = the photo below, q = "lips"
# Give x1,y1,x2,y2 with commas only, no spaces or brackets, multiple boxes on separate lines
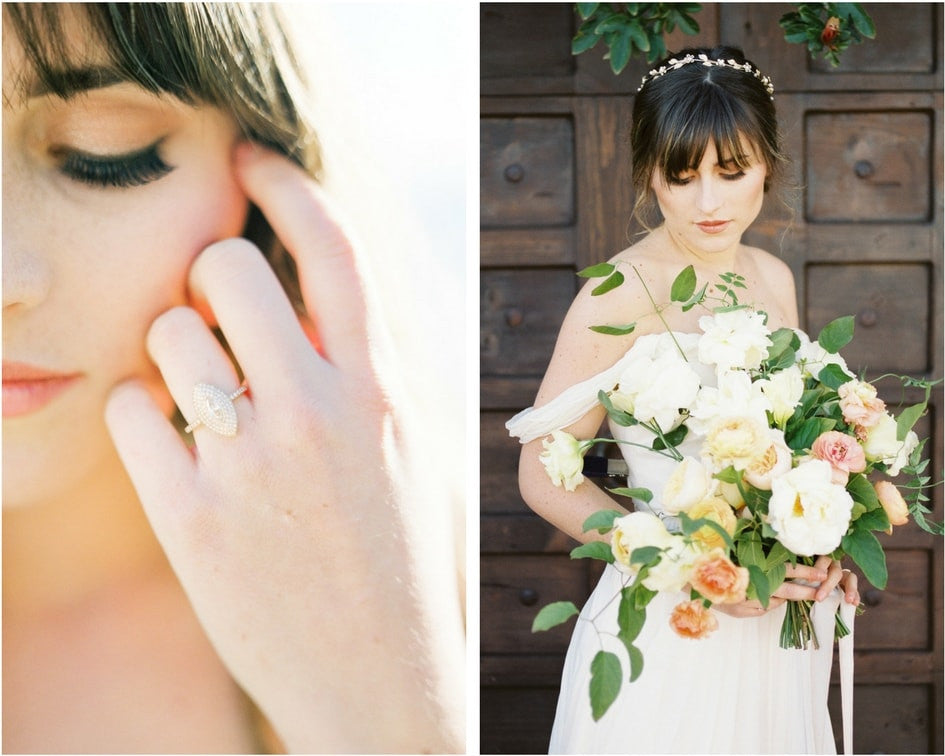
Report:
2,361,82,418
696,220,732,234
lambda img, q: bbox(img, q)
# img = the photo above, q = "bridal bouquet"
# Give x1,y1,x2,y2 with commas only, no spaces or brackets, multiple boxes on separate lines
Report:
531,264,941,720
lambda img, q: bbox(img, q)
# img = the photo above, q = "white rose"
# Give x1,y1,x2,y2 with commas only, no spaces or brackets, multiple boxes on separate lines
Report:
612,336,702,432
538,430,589,492
794,328,854,380
758,365,804,426
687,370,771,436
701,415,772,472
698,309,772,373
743,429,793,490
662,456,716,514
862,413,919,476
768,459,854,556
643,537,701,593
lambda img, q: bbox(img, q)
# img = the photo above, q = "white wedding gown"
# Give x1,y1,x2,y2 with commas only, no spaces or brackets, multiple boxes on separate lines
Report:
507,343,855,755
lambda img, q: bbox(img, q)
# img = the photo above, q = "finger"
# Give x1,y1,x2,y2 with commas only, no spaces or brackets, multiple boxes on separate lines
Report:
234,142,374,369
146,306,249,442
186,238,317,389
815,559,843,601
773,581,818,602
841,570,860,605
105,379,195,505
784,562,829,583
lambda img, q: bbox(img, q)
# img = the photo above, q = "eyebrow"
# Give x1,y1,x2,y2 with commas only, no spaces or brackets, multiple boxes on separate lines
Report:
30,65,130,99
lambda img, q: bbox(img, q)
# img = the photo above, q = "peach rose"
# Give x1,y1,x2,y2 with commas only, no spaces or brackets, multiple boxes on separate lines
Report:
838,380,886,436
689,548,750,604
875,480,910,528
811,430,866,485
669,600,719,639
687,497,737,552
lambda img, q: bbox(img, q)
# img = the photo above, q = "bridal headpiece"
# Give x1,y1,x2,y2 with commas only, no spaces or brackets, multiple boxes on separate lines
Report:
637,53,775,100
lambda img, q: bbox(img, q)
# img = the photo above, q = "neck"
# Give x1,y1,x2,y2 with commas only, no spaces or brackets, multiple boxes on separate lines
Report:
3,446,169,618
656,224,741,271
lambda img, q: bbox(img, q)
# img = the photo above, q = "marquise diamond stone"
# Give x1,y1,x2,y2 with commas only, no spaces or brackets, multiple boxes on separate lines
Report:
193,383,239,436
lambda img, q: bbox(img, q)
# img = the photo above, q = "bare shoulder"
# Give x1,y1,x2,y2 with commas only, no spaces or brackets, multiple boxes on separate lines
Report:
741,245,798,327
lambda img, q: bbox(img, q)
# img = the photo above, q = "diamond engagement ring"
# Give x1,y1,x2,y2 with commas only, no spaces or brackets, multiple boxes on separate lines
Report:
184,382,249,437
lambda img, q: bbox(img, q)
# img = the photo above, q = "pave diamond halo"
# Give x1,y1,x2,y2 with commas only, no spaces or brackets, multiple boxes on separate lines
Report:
185,383,248,437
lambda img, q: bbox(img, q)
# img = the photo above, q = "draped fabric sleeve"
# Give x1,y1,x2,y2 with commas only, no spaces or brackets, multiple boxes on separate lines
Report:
505,349,637,444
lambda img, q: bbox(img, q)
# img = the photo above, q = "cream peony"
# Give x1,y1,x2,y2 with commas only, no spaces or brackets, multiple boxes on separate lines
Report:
688,548,750,604
702,415,772,472
687,370,771,436
538,430,589,492
758,365,804,427
662,456,716,515
862,413,919,477
768,459,854,556
611,333,702,432
838,379,886,434
669,600,718,639
698,309,772,373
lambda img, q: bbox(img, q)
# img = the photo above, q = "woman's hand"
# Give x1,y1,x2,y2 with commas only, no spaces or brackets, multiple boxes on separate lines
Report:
713,557,860,618
104,144,464,753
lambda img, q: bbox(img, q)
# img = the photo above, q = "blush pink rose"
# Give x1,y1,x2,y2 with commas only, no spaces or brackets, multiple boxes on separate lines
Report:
669,600,719,640
875,480,910,528
811,430,867,485
688,549,750,605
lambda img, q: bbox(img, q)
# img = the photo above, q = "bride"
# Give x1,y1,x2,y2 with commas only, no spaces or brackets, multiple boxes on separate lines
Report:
508,46,860,754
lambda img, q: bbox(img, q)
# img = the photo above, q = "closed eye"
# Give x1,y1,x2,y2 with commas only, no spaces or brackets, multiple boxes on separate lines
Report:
53,140,175,189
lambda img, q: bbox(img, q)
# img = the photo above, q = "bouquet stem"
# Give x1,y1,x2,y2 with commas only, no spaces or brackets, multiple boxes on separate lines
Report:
779,600,851,650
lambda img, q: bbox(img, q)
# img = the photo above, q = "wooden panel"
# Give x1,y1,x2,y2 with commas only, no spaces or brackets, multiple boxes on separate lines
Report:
481,555,589,655
829,683,934,754
845,550,931,650
481,410,531,515
480,227,577,268
481,376,543,411
480,117,575,228
805,262,931,374
480,687,558,754
480,3,574,80
481,269,573,378
805,111,932,223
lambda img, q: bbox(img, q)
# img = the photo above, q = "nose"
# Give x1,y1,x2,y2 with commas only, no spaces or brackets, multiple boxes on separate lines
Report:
697,177,724,215
2,154,52,313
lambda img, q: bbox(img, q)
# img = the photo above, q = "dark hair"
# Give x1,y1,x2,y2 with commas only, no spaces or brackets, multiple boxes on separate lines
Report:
4,2,319,311
630,45,787,229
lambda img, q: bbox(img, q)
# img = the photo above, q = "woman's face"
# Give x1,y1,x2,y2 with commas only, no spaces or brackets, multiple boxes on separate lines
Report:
2,11,249,507
650,136,767,259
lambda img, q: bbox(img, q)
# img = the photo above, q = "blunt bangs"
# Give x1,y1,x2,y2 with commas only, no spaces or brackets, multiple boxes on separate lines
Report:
654,86,761,184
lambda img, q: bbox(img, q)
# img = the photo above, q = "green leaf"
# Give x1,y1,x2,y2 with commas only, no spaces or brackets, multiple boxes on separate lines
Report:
674,10,699,35
629,545,664,566
576,2,600,20
746,564,771,608
592,271,625,296
765,540,792,569
817,316,855,354
589,323,637,336
578,262,615,278
626,22,649,52
532,601,579,632
583,509,623,534
617,587,645,644
651,424,689,451
787,417,836,451
817,363,851,390
784,29,810,43
607,486,654,503
590,651,622,721
714,465,741,484
670,265,697,302
608,29,632,74
841,529,888,589
896,402,927,441
846,473,879,509
626,643,645,682
598,390,637,427
572,31,601,55
571,541,615,563
856,506,890,532
840,3,876,37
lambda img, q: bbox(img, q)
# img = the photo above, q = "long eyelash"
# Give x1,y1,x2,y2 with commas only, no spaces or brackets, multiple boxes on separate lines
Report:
55,142,174,188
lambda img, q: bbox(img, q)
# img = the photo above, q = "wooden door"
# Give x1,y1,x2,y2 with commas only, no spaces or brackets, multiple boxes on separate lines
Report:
480,4,943,753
